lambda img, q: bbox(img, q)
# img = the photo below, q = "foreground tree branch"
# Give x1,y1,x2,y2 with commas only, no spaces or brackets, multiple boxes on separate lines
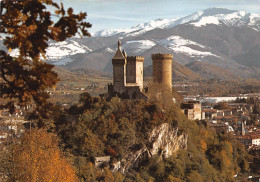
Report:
0,0,91,119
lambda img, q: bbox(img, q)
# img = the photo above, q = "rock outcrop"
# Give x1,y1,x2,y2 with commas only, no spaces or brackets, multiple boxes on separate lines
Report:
113,123,188,173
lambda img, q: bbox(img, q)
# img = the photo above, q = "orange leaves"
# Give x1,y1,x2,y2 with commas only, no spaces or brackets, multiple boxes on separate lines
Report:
8,128,78,182
166,175,183,182
199,128,208,139
200,139,207,152
220,150,232,171
28,24,37,31
103,167,115,182
107,146,117,157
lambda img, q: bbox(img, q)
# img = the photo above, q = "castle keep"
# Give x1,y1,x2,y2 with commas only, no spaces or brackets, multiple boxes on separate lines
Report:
108,40,173,100
152,53,173,93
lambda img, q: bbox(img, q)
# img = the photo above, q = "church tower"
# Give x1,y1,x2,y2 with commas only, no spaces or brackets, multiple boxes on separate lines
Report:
241,120,246,136
112,40,127,94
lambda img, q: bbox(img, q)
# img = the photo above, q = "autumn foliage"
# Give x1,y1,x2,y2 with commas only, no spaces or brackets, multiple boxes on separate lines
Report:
52,93,250,181
1,128,77,182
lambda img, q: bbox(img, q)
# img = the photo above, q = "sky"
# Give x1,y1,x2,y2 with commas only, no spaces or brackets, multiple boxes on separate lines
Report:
58,0,260,34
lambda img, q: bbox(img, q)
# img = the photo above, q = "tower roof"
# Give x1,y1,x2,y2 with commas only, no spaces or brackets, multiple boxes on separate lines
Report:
113,40,126,59
122,49,127,58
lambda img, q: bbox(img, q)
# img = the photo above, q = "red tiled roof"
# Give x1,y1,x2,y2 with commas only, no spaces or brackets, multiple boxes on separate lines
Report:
203,109,218,112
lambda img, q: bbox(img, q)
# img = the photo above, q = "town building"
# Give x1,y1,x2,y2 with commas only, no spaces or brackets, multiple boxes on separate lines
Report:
235,134,260,146
181,101,203,120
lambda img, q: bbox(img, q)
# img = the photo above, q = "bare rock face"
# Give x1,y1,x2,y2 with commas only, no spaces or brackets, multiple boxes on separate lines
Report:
149,123,187,158
114,123,188,173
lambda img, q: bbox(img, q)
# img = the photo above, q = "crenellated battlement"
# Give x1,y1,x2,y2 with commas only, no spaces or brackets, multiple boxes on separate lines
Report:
152,53,173,59
127,56,144,59
127,56,144,62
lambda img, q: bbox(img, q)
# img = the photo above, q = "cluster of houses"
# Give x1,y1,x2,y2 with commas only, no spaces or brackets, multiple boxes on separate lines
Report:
0,107,28,144
181,95,260,150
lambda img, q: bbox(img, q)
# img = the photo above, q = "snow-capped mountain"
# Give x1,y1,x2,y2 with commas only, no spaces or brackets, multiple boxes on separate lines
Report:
189,8,260,29
43,39,92,65
3,8,260,80
94,18,179,37
158,35,219,58
122,40,157,54
94,8,260,37
9,38,93,65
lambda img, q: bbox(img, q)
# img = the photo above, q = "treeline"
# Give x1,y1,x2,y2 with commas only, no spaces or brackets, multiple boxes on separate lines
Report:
176,79,260,96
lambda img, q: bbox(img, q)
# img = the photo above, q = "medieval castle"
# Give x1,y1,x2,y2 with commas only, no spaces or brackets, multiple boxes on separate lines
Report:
108,40,173,100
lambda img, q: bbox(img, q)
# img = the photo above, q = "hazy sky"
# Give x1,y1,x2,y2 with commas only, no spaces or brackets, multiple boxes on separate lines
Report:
58,0,260,33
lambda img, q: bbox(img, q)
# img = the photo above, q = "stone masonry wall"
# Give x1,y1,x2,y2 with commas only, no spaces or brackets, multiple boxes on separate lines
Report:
113,59,126,94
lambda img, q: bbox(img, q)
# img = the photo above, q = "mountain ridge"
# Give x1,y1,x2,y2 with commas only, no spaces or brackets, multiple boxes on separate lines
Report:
94,8,260,37
4,8,260,81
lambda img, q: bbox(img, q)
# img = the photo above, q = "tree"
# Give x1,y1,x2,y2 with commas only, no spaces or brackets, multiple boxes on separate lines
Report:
114,172,125,182
0,0,91,119
80,162,96,182
103,167,114,182
166,175,183,182
0,128,78,181
187,171,203,182
213,102,230,110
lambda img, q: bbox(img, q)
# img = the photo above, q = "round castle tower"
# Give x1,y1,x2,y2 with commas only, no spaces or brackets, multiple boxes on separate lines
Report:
152,53,173,92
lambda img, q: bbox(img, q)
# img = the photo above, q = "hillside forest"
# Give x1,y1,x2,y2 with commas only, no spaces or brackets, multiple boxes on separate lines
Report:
1,93,251,181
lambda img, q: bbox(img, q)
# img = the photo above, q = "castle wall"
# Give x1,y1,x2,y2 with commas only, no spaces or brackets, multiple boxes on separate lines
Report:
152,54,173,92
125,86,144,99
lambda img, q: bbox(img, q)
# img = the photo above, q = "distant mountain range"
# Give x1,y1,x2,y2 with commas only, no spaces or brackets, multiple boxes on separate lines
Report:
4,8,260,80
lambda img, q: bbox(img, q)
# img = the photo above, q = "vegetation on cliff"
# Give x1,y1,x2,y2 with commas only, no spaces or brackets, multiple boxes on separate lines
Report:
52,93,249,182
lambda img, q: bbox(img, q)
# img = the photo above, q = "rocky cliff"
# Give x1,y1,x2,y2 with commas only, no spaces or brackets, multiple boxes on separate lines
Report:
113,123,188,173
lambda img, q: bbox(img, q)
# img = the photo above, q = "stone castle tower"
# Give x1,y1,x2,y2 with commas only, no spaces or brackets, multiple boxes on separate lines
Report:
152,53,173,92
126,56,144,89
108,41,145,99
108,40,173,101
112,40,127,93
